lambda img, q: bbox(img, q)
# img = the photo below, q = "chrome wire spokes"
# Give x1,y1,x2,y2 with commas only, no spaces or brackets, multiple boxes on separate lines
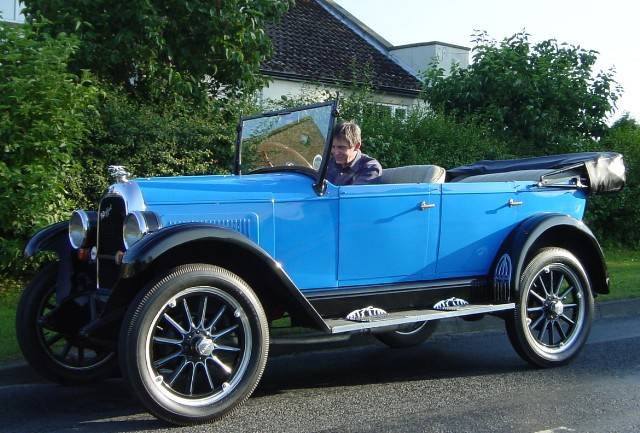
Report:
147,287,251,403
38,289,114,370
524,264,585,351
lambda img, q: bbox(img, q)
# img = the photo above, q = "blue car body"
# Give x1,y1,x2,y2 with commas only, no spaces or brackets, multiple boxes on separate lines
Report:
133,173,586,292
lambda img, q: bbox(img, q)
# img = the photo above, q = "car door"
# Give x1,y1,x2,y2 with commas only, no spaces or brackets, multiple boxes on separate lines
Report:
337,182,441,286
436,181,520,278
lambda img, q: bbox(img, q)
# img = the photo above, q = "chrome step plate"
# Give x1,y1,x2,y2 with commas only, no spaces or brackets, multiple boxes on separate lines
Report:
325,303,515,334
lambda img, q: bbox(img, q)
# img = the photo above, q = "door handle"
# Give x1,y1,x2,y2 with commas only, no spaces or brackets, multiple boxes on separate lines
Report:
508,198,523,207
419,201,436,210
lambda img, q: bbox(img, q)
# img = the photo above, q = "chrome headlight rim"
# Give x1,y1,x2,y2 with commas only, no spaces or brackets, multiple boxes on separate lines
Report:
123,211,161,250
69,210,96,249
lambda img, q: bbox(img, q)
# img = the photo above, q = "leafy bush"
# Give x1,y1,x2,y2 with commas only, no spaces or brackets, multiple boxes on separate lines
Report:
584,115,640,247
75,87,247,205
271,85,512,170
0,23,96,273
423,31,621,156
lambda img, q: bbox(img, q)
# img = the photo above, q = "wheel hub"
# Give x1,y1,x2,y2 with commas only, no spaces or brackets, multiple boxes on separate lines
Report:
194,336,215,357
543,297,564,319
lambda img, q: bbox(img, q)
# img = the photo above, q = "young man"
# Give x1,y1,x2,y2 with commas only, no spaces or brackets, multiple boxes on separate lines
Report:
326,121,382,185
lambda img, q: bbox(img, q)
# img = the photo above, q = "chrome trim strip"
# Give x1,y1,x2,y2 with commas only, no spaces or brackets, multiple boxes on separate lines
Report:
326,303,516,334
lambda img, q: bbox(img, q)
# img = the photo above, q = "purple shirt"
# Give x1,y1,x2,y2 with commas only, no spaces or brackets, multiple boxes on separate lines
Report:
326,151,382,186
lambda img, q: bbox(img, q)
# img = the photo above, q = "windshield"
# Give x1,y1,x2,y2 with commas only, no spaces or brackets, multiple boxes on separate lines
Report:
238,102,335,176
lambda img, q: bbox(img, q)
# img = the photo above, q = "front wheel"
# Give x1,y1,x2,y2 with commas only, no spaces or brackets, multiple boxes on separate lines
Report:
506,248,593,368
119,264,269,425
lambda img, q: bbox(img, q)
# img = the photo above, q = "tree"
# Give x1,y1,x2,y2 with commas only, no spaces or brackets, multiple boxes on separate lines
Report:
23,0,292,101
423,31,622,155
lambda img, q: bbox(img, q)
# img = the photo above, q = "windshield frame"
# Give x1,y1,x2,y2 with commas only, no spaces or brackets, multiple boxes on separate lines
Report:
234,100,337,192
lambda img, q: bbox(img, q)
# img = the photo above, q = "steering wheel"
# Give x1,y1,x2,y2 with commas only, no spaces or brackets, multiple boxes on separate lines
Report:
257,141,312,168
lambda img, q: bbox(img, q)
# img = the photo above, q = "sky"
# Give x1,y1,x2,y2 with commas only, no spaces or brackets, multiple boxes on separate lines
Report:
335,0,640,123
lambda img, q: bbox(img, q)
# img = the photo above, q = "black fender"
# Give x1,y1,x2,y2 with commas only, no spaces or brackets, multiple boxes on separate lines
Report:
120,223,329,332
492,213,609,302
23,221,75,301
24,221,69,257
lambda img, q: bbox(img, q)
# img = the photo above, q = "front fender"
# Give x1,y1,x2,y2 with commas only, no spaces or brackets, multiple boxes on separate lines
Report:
23,221,75,301
24,221,69,257
493,213,609,301
120,223,329,331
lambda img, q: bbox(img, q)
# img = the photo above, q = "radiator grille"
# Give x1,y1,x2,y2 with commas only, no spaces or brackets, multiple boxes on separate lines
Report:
97,196,126,289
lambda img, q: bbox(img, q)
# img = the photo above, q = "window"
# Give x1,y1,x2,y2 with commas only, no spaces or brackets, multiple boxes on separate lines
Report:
365,102,408,119
0,0,24,23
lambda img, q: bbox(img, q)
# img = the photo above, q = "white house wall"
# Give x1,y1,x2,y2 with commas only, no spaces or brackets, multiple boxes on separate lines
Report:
0,0,24,23
260,78,420,108
390,43,469,77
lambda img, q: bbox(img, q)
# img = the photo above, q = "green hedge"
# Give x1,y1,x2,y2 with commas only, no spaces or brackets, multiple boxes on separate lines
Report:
0,23,96,273
75,88,244,205
584,116,640,248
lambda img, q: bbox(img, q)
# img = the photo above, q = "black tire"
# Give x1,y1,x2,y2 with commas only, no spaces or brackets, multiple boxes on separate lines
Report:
15,263,117,384
375,321,438,348
119,264,269,426
505,248,594,368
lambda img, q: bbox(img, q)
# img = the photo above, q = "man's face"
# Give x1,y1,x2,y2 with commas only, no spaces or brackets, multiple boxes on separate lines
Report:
331,137,360,166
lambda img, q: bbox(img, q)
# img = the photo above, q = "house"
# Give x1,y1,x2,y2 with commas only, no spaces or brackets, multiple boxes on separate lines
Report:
261,0,470,113
1,0,469,113
0,0,24,23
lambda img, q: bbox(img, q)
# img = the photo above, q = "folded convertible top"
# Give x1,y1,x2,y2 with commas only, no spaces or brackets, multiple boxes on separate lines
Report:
448,152,626,194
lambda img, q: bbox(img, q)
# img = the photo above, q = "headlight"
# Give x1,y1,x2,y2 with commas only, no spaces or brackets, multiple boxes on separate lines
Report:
68,210,97,249
123,211,161,249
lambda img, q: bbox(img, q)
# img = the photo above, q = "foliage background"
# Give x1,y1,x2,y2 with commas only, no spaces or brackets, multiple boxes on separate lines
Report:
0,16,637,279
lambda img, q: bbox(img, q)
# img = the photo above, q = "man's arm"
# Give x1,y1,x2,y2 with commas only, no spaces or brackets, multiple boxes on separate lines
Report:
353,158,382,185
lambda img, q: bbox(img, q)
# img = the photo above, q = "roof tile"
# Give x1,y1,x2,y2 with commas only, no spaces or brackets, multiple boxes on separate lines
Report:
263,0,422,94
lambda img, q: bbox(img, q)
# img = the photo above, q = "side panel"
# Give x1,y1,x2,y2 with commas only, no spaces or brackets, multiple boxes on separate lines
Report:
273,191,339,290
337,183,440,286
149,202,276,258
438,182,587,279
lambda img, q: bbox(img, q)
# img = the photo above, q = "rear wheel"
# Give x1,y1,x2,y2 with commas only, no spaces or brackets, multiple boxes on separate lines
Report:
375,321,438,348
119,264,269,425
16,263,117,384
506,248,593,367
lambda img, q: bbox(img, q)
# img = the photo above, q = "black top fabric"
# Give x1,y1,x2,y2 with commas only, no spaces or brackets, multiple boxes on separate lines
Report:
448,152,626,195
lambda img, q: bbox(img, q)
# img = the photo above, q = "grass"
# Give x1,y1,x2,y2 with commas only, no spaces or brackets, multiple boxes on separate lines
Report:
0,247,638,362
0,278,23,362
598,247,640,301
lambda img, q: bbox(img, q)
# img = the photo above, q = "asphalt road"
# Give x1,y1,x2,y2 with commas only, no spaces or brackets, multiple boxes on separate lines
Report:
1,315,639,433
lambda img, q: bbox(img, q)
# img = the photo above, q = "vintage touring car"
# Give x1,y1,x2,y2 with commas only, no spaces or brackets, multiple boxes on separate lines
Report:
17,101,626,425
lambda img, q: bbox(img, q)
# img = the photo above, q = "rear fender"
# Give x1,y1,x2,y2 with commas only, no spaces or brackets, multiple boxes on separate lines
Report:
492,213,609,302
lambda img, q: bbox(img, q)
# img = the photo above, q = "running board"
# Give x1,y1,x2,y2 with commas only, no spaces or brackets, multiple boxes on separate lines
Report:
325,303,515,334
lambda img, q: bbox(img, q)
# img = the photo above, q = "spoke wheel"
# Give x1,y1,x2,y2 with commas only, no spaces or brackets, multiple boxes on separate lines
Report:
506,248,593,368
16,263,117,384
119,264,268,425
147,287,251,405
374,321,438,348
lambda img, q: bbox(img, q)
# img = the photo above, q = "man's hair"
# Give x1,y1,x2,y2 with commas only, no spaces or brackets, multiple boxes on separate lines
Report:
332,121,361,148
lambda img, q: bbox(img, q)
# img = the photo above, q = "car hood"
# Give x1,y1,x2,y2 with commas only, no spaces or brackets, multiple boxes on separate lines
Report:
134,172,317,205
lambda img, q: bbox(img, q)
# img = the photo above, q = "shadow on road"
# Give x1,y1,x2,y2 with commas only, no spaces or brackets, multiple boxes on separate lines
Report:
0,331,530,432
